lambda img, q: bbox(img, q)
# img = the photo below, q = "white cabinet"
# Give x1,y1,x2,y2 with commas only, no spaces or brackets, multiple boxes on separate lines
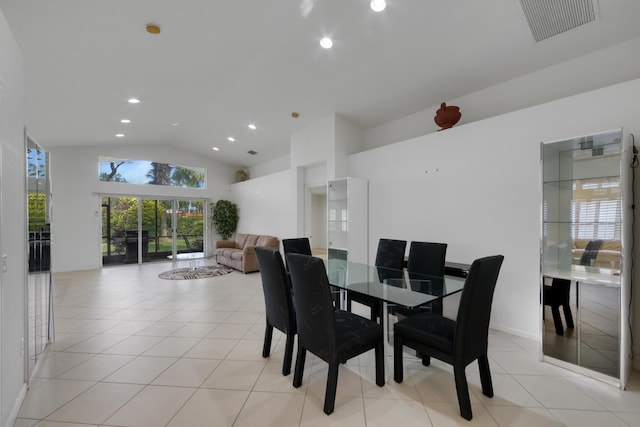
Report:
327,177,368,264
541,128,632,388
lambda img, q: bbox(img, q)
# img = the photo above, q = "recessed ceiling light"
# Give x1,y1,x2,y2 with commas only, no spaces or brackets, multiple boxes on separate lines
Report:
171,123,179,126
291,112,299,118
115,133,125,138
320,37,333,49
227,137,236,142
248,124,257,130
212,147,219,151
128,98,140,104
370,0,386,12
121,119,131,124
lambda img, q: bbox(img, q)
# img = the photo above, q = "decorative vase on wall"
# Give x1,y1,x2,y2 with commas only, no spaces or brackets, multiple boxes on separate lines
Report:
235,169,249,182
434,102,461,130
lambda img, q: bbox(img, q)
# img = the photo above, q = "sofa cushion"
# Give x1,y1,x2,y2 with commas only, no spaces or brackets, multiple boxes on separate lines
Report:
235,233,249,248
244,234,260,247
256,235,278,249
219,248,236,258
230,250,244,261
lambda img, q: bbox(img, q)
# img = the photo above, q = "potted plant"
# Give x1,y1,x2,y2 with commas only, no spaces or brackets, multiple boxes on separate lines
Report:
211,199,239,240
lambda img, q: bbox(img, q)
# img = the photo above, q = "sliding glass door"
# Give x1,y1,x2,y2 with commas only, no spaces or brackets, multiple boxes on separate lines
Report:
175,200,205,257
102,196,206,265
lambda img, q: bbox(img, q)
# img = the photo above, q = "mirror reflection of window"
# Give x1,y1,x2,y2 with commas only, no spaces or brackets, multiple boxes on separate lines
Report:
569,177,621,271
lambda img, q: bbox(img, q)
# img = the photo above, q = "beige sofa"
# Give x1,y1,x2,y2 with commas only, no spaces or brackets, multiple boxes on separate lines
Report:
215,233,280,273
572,239,621,270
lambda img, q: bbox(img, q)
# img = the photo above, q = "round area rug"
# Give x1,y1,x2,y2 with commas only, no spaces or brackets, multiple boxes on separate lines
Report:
159,265,234,280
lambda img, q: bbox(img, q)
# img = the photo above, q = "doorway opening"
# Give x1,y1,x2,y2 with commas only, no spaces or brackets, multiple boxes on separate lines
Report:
101,196,206,265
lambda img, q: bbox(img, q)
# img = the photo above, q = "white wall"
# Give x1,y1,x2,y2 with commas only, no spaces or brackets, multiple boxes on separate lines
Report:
350,79,640,342
334,115,364,178
311,193,327,249
229,169,296,245
363,36,640,152
290,115,334,171
248,154,290,179
48,144,237,272
0,9,26,427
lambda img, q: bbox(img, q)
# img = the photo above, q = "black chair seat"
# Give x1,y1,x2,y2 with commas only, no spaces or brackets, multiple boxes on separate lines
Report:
394,312,454,354
335,310,383,359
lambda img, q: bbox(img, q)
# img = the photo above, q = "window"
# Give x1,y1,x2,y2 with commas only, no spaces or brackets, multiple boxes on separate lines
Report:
98,157,206,188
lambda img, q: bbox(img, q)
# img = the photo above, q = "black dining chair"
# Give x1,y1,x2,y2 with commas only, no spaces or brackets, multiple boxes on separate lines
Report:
255,247,297,375
284,236,343,307
286,253,385,415
579,239,603,267
543,277,573,336
347,238,406,321
394,255,504,421
391,241,447,318
282,237,312,270
542,239,602,336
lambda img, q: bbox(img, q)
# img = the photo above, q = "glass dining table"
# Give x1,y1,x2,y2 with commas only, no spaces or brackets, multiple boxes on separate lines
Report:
326,258,467,336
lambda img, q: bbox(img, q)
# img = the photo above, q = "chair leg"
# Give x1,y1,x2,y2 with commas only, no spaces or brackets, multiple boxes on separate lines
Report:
293,345,306,388
375,336,385,386
562,303,574,329
324,361,339,415
478,355,494,397
262,323,273,358
453,363,473,421
282,332,295,376
430,299,443,316
421,355,431,366
394,334,404,383
371,303,380,322
551,305,564,335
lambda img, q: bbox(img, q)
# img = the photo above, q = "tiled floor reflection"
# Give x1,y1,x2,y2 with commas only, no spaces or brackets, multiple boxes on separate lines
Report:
543,281,620,378
13,260,640,427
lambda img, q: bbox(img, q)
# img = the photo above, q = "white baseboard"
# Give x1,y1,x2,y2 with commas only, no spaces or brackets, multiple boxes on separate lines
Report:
491,323,539,342
4,383,27,427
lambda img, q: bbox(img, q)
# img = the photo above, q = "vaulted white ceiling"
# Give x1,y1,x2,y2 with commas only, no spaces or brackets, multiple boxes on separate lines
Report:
2,0,640,167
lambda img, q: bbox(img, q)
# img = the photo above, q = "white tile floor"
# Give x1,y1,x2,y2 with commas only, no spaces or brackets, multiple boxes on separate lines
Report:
14,259,640,427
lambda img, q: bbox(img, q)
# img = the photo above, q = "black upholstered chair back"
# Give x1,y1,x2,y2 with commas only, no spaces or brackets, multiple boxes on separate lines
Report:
255,248,295,335
375,238,406,283
282,237,313,270
454,255,504,360
255,247,297,375
579,239,603,266
375,238,406,269
286,253,337,360
407,241,447,277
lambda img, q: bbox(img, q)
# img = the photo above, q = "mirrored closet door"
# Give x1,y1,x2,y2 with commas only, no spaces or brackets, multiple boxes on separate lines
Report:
26,135,53,377
540,128,632,388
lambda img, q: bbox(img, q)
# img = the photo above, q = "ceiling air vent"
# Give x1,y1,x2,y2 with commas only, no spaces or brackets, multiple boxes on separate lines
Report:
519,0,597,42
247,150,257,155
